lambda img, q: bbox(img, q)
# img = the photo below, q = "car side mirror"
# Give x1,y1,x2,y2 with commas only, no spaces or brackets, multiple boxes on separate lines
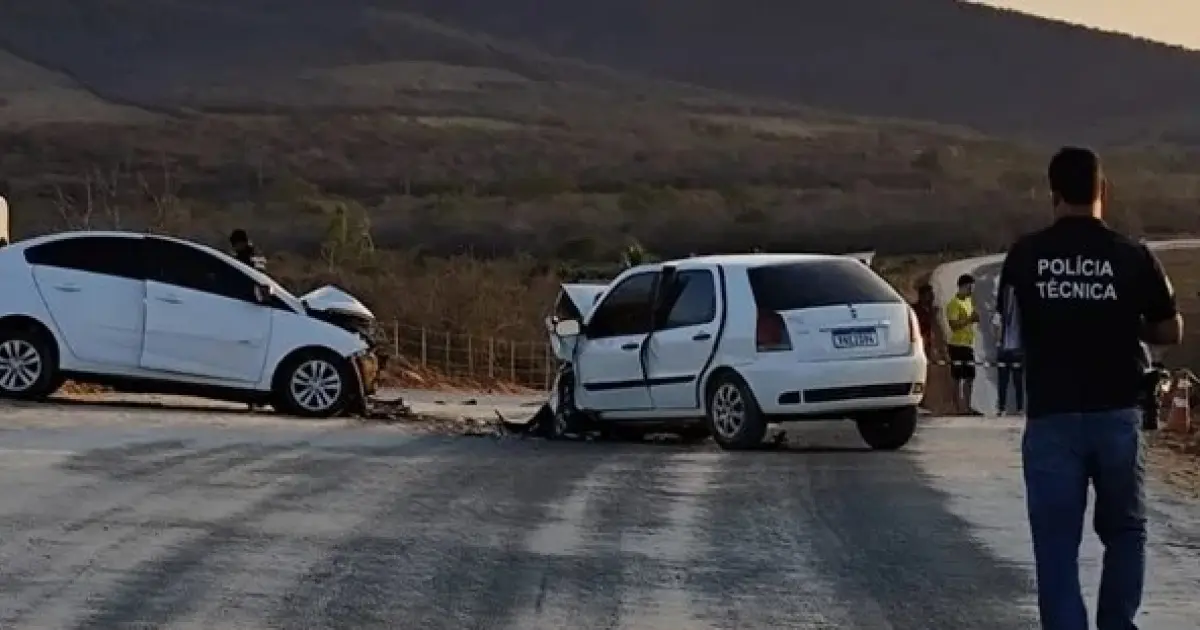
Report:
555,319,582,338
253,283,273,304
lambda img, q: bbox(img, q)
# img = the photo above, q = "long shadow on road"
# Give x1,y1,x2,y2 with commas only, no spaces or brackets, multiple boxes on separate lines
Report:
32,429,1039,629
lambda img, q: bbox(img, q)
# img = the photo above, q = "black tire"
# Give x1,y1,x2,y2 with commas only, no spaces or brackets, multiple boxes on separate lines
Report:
0,326,59,400
676,423,710,444
855,407,919,451
705,372,767,450
545,369,585,440
272,349,354,418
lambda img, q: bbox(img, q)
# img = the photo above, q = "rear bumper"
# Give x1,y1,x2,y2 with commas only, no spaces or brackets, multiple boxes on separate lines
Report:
738,353,926,417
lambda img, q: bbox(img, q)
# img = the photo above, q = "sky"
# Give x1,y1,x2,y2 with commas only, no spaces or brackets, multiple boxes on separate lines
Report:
972,1,1200,50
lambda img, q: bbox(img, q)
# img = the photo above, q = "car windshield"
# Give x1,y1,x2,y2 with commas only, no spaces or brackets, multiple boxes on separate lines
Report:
747,259,903,311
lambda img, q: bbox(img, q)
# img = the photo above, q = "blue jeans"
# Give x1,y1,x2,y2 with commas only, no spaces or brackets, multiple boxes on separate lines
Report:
1023,409,1146,630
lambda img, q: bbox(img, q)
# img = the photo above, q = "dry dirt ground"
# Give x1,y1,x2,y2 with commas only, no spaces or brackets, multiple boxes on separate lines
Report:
0,392,1197,629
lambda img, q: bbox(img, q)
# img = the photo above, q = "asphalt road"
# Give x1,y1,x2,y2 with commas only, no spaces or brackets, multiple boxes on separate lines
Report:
1,397,1198,629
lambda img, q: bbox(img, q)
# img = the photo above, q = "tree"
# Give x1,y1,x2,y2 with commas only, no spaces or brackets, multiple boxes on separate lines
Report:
620,240,657,268
320,201,375,270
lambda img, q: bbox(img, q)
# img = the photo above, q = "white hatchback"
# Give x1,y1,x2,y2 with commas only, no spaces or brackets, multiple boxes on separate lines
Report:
546,253,928,450
0,231,381,417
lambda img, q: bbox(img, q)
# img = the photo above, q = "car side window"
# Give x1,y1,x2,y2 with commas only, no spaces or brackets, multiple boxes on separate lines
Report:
24,235,146,280
144,238,257,303
586,272,658,338
658,270,716,330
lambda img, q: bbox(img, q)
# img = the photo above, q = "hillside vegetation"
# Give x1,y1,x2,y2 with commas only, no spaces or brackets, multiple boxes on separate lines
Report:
6,1,1200,142
3,0,1200,369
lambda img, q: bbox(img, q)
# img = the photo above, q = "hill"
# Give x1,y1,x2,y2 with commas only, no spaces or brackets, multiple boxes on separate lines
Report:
5,1,1200,142
4,1,1200,365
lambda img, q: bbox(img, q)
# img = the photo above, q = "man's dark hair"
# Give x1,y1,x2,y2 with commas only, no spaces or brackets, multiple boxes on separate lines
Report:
1048,146,1103,206
957,274,975,287
917,283,933,295
229,228,249,245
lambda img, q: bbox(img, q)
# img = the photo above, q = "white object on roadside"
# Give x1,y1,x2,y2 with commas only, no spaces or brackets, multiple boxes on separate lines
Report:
0,195,9,244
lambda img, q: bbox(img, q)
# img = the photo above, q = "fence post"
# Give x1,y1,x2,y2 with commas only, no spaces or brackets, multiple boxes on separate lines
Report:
392,319,399,358
467,335,474,376
420,327,428,367
509,339,516,382
488,337,495,380
444,331,451,374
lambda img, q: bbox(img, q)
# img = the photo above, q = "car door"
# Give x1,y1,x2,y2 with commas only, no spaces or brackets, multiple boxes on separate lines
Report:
139,237,273,383
645,268,722,409
574,271,658,412
26,234,147,369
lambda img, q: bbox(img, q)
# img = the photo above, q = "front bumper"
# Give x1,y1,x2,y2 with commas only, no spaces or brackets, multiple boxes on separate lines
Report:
354,350,383,396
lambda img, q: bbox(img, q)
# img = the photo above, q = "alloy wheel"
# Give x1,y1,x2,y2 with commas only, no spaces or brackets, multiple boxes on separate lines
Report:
0,339,42,393
289,359,343,412
711,382,746,439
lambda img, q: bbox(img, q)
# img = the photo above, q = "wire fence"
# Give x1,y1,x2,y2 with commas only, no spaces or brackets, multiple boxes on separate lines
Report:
377,320,557,389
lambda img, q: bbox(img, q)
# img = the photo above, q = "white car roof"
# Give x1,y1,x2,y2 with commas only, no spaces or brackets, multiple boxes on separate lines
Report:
627,253,852,274
5,230,300,307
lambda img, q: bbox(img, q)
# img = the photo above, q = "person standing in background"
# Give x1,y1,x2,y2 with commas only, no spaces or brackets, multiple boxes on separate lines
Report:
945,274,982,415
230,227,267,413
993,283,1025,416
911,283,939,413
997,146,1182,630
229,228,267,272
912,283,938,358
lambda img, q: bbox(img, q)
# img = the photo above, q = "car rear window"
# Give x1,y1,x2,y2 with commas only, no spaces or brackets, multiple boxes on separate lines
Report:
747,259,903,311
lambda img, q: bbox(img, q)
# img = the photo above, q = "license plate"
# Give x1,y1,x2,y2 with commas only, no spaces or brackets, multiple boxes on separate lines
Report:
832,327,879,349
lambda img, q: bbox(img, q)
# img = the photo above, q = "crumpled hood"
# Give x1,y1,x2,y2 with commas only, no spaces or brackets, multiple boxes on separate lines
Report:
546,282,608,361
560,283,607,318
300,285,375,321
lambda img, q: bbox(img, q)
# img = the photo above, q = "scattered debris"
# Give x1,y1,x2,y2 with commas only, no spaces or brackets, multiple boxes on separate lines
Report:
359,395,415,422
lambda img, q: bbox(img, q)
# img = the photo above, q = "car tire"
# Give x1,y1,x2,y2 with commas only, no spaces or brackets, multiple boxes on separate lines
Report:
545,369,586,440
0,327,59,401
273,349,354,418
705,372,767,450
855,406,919,451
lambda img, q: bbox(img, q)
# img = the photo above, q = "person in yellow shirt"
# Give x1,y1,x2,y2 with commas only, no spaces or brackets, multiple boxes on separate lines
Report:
945,274,982,415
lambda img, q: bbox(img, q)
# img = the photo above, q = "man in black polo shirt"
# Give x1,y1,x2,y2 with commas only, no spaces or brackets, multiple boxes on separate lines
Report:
997,147,1182,630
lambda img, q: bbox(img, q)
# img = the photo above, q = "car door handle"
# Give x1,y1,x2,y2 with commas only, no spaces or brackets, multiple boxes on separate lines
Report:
157,296,183,305
53,284,81,293
621,342,640,351
692,332,712,341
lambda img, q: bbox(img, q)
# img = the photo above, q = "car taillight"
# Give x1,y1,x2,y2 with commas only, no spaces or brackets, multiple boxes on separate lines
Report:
908,307,921,349
756,310,792,352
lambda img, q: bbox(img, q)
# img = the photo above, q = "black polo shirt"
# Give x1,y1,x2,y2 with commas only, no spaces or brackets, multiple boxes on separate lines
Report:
997,216,1177,416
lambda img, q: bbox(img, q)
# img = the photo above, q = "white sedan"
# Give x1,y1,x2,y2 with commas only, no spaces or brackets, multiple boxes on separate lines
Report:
0,231,381,417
